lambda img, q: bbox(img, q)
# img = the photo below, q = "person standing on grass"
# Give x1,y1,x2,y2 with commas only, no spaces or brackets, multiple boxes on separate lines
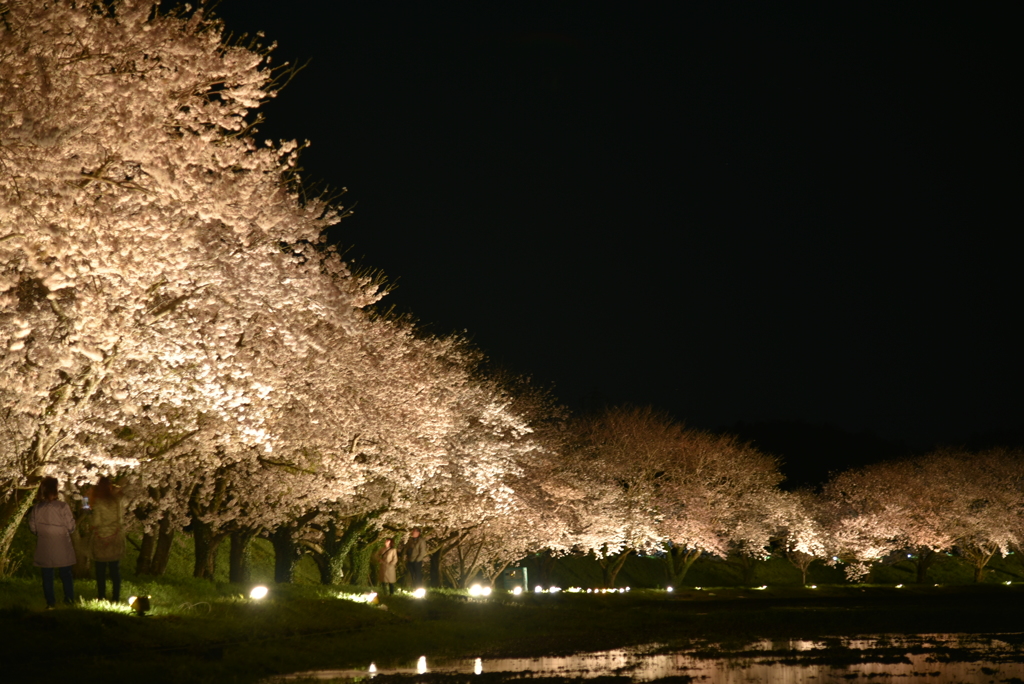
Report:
29,477,77,609
87,475,125,603
378,538,398,596
403,527,428,589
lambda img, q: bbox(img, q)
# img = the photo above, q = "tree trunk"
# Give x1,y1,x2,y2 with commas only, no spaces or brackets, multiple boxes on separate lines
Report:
960,544,996,583
913,548,938,584
786,550,815,586
151,517,175,576
229,528,257,584
348,541,378,587
311,516,375,586
0,486,38,578
599,549,632,588
136,530,155,575
270,525,300,584
664,546,702,587
428,546,443,588
192,519,226,580
727,552,758,586
136,516,175,576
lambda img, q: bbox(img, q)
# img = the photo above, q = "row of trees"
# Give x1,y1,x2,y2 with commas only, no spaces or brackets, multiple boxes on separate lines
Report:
3,2,1022,589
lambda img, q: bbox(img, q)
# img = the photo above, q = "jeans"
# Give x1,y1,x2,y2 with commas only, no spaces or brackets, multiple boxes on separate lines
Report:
95,560,121,602
407,560,423,588
41,566,74,607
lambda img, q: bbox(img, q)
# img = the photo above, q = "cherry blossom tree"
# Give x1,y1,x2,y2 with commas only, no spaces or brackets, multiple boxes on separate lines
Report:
563,406,785,587
776,490,828,585
0,0,377,570
821,450,1024,583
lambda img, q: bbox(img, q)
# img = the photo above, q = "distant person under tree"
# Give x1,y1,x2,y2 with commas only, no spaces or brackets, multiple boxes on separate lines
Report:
403,528,428,589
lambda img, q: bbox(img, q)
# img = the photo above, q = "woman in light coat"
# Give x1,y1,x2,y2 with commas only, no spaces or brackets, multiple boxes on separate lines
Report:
87,475,126,602
28,477,77,608
378,538,398,596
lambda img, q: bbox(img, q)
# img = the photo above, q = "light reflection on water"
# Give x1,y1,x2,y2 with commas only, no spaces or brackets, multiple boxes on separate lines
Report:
274,633,1024,683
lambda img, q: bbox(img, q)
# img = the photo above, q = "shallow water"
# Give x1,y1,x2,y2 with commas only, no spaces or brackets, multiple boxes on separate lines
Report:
275,634,1024,683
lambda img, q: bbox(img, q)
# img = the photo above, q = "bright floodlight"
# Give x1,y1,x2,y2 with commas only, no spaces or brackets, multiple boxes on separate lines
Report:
481,586,492,596
250,585,269,600
667,586,674,592
534,585,543,593
512,586,523,596
417,656,427,674
469,584,483,597
369,663,377,674
474,658,483,675
412,588,427,599
128,595,151,615
895,584,904,589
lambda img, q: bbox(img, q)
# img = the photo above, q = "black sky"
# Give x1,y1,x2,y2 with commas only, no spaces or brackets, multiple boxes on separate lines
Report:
213,2,1021,458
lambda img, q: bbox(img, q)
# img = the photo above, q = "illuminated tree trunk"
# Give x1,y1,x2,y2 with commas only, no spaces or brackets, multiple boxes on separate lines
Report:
309,516,376,586
270,525,300,584
137,532,155,575
959,544,997,583
598,549,632,588
664,546,702,587
137,516,175,576
192,519,226,580
0,487,37,577
229,528,257,584
786,550,815,586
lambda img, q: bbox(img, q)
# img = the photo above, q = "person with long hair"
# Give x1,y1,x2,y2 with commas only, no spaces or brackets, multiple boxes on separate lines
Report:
28,477,77,608
87,475,125,602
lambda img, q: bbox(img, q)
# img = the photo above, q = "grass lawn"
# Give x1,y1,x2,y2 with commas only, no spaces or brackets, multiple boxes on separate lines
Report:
3,579,1024,684
5,525,1024,683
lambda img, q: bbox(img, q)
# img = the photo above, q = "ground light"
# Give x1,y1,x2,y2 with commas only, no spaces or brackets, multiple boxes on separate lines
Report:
127,595,151,616
469,584,492,597
368,663,377,675
412,588,426,599
249,585,269,600
474,658,482,675
667,586,673,592
417,656,427,674
512,586,523,596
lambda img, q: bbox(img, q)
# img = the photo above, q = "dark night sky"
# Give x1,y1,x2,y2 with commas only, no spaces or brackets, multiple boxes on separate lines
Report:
214,2,1020,465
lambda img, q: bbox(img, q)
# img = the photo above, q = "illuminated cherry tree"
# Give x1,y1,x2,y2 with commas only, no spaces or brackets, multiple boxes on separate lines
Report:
821,450,1024,583
563,407,785,587
0,0,376,570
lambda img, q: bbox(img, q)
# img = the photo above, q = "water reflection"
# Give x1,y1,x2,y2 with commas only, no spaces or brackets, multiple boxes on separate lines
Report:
274,633,1024,683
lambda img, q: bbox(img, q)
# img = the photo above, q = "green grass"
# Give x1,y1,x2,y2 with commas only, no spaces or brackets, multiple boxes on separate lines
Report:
4,578,1024,683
